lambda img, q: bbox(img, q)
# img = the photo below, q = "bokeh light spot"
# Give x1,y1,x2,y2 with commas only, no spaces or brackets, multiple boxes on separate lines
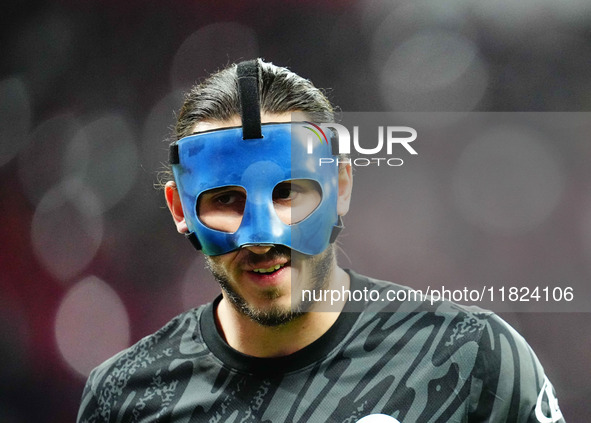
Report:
453,126,564,234
18,114,81,205
170,23,258,90
63,114,139,213
9,12,74,84
31,179,104,281
141,89,185,176
0,77,32,167
55,276,130,378
378,30,488,111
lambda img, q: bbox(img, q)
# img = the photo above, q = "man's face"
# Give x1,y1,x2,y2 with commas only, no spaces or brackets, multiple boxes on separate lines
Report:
166,112,353,326
195,113,332,326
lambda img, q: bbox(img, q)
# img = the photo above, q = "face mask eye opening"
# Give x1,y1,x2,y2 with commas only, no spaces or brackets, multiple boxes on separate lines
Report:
197,186,246,233
273,179,322,225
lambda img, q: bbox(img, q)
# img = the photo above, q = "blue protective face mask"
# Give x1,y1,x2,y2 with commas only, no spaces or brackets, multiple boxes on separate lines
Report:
170,122,342,256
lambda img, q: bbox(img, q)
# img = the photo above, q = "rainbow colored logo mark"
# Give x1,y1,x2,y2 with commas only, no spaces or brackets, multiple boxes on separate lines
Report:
303,121,329,144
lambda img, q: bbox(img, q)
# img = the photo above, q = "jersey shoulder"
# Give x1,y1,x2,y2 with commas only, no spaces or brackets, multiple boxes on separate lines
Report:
350,271,565,422
78,305,210,423
469,312,565,422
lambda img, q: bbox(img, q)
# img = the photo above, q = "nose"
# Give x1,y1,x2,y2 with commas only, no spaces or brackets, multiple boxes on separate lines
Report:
243,244,273,255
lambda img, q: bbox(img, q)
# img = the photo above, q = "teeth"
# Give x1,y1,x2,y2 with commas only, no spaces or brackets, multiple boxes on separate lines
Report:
253,264,284,273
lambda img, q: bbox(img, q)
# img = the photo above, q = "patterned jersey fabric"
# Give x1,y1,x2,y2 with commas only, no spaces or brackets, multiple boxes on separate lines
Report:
77,270,564,422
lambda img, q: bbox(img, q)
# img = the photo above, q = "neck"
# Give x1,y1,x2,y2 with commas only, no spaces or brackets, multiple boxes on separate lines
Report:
215,266,350,358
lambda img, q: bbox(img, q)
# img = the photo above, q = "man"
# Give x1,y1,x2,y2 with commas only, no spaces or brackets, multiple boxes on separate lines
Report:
78,59,564,422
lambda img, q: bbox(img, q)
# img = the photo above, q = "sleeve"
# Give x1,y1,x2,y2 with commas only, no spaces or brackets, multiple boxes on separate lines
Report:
468,313,565,422
77,367,103,423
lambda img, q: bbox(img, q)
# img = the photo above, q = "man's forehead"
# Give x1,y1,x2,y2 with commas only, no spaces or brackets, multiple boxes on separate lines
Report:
191,112,298,134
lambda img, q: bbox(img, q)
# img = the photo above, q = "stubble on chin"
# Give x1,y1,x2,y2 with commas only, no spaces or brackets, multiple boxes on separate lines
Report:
204,245,335,327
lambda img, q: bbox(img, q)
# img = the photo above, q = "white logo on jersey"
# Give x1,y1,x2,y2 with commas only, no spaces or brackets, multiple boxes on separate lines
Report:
535,376,563,423
357,414,401,423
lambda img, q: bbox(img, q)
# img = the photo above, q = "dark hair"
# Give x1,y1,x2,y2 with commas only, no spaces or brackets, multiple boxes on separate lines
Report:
158,59,334,187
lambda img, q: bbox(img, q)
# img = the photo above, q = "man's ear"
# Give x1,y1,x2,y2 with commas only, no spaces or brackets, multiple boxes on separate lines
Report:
337,163,353,216
165,181,188,234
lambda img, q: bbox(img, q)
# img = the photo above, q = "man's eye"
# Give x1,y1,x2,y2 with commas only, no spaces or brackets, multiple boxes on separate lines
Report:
274,184,294,200
271,179,322,225
216,192,242,205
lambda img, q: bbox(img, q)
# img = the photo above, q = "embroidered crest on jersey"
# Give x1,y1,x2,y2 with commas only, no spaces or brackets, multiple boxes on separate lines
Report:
445,312,486,347
357,414,401,422
535,376,563,423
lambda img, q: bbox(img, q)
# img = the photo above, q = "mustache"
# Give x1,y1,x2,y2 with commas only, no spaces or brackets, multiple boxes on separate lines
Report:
240,245,292,265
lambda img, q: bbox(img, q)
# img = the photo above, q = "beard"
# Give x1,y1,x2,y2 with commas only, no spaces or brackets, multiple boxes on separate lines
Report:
205,245,335,327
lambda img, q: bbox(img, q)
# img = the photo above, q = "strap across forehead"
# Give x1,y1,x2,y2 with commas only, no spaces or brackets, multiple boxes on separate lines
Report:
236,60,263,140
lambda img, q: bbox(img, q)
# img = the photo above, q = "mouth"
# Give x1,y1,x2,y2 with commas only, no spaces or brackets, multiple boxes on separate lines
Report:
252,263,287,274
239,245,292,282
245,259,291,286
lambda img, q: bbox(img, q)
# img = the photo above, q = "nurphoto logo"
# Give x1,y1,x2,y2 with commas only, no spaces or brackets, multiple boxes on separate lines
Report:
303,122,418,167
303,121,330,145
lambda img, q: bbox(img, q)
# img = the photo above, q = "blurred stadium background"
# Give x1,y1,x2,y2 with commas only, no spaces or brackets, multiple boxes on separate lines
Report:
1,0,590,421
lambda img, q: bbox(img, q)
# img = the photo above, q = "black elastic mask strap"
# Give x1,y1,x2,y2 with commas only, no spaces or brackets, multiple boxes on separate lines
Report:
185,232,202,251
237,60,263,139
329,216,344,243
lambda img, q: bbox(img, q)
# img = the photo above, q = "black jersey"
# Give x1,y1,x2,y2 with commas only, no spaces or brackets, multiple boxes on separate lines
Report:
77,271,564,422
